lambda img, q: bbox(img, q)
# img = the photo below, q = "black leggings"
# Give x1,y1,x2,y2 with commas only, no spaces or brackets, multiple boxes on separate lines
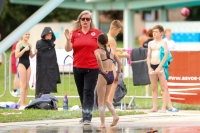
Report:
73,67,99,121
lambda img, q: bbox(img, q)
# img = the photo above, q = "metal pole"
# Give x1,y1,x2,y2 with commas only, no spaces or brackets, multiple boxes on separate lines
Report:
92,7,99,29
9,51,15,96
0,0,64,54
0,52,7,97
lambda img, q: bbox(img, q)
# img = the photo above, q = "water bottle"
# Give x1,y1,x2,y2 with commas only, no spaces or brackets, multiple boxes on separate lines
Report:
63,94,68,110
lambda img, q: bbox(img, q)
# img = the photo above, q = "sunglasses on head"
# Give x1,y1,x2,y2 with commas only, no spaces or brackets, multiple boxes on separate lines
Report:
80,17,91,21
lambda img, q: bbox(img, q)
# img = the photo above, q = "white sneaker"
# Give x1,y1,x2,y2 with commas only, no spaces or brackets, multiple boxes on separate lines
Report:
19,106,26,110
11,91,18,97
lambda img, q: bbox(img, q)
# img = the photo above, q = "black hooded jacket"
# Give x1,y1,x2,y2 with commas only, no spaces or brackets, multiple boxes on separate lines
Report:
36,27,61,94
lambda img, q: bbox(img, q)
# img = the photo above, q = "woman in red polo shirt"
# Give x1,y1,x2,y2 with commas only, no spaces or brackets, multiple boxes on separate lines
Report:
64,10,102,124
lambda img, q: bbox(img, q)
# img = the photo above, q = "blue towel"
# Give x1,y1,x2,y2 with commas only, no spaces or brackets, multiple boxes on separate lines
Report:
160,46,173,80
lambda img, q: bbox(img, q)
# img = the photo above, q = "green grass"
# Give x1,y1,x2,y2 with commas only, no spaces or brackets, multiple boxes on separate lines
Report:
0,109,145,123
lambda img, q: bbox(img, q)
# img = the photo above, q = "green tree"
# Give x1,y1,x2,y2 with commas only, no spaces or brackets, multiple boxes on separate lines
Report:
101,10,123,20
186,6,200,21
0,0,81,40
0,0,39,39
41,8,81,22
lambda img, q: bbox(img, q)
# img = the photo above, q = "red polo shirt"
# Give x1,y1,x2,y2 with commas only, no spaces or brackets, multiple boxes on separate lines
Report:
71,28,102,68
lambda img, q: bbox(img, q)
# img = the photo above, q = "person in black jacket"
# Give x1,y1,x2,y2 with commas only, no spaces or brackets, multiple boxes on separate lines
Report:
35,27,61,98
143,28,153,48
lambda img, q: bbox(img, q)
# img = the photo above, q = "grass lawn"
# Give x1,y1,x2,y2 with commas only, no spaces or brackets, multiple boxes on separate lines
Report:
0,41,200,122
0,109,145,123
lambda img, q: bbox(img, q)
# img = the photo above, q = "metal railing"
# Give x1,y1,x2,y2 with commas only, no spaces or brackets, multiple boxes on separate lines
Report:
62,55,73,95
5,51,160,110
8,51,18,97
0,52,7,97
7,53,80,103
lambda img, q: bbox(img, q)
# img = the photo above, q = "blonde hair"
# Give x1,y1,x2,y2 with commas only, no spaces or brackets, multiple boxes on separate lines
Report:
21,31,30,40
72,10,95,31
164,28,172,34
110,20,123,29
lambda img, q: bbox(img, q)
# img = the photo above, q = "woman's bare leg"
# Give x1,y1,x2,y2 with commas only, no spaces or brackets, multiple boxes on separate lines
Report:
96,75,107,128
18,64,27,107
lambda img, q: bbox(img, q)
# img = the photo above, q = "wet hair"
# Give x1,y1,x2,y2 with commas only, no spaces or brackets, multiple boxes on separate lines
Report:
147,28,153,37
98,33,110,59
152,25,164,32
72,10,95,31
110,20,123,29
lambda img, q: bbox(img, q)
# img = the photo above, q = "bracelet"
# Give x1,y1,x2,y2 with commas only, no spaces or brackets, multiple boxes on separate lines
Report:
116,71,120,73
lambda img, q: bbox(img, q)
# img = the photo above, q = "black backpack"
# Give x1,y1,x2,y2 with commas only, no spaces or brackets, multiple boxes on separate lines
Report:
113,72,127,103
35,100,57,110
25,94,58,110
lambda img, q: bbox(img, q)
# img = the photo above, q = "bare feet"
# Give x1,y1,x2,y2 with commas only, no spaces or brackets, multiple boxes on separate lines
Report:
110,116,119,127
98,124,106,128
97,127,106,133
148,108,158,113
159,109,166,113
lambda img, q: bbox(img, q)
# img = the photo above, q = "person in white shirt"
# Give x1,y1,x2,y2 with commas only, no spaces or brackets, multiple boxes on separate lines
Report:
29,49,36,90
163,28,175,50
163,28,179,112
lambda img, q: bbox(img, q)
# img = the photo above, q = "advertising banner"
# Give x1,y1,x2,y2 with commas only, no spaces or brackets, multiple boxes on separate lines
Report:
168,51,200,105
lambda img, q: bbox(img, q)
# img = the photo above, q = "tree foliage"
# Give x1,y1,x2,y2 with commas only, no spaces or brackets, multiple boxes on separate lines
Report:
41,8,81,22
101,10,123,20
0,0,81,40
186,6,200,21
0,0,39,39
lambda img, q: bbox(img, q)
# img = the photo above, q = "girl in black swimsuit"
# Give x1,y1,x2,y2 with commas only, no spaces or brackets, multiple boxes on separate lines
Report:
15,31,37,110
94,33,122,128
